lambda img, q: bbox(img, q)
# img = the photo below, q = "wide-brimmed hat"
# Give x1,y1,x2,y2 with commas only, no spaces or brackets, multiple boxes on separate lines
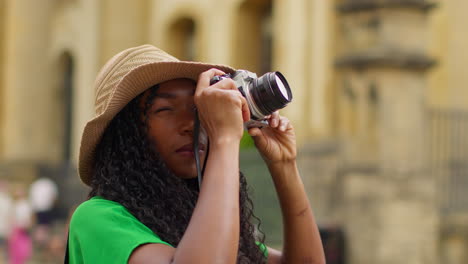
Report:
79,44,235,186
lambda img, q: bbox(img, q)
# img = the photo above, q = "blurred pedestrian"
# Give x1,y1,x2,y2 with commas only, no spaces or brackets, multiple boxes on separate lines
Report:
8,185,32,264
0,180,12,262
29,177,58,259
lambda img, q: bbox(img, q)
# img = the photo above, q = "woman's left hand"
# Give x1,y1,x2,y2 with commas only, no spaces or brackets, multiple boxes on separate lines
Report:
248,111,297,166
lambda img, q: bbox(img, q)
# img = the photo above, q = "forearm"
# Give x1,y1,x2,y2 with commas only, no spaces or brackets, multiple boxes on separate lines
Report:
174,141,240,264
269,161,325,264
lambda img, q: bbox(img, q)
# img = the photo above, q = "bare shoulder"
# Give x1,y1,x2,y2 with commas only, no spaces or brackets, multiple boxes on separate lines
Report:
129,243,176,264
267,246,282,264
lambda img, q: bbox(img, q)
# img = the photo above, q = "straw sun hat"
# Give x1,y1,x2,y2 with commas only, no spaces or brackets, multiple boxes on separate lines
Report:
79,44,235,186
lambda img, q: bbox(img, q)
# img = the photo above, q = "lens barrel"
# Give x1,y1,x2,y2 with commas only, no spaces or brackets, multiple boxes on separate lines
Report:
250,71,292,117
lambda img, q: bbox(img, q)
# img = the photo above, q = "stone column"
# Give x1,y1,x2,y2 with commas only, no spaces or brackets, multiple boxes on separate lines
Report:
336,1,438,264
272,0,308,143
307,0,336,139
71,0,101,163
2,0,54,162
100,0,150,64
0,0,7,155
201,2,236,64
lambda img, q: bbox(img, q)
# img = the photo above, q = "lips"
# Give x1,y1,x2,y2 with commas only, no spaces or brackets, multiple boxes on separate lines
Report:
176,143,205,156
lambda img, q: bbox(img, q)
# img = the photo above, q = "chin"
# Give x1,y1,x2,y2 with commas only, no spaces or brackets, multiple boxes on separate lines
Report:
173,170,198,179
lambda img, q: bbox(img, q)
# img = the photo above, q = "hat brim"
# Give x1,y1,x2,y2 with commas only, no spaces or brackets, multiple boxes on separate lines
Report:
79,61,235,186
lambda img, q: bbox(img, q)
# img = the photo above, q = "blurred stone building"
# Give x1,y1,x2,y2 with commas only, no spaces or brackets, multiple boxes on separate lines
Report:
0,0,467,263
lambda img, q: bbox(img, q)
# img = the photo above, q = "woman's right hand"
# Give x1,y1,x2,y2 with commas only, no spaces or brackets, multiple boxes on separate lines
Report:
195,69,250,145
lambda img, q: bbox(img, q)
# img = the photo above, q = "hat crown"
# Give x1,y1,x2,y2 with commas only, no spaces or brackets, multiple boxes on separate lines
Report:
94,45,179,115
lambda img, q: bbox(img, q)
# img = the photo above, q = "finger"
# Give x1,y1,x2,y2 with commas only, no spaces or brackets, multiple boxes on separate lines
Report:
217,89,251,122
248,127,262,137
248,127,267,147
239,94,251,122
278,116,290,132
269,111,280,128
212,78,238,91
196,68,227,94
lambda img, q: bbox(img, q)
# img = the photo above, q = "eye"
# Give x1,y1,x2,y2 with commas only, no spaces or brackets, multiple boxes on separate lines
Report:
154,107,173,114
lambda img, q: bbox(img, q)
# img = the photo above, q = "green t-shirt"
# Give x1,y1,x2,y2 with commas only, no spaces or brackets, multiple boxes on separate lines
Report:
69,196,172,263
69,196,268,263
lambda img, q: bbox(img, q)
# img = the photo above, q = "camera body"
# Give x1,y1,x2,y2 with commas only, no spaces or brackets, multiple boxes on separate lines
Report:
210,69,292,125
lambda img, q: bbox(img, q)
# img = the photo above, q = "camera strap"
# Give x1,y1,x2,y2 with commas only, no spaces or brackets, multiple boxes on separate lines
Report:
193,110,208,189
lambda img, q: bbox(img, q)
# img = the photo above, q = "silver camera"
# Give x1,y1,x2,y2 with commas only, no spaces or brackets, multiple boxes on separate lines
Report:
210,70,293,123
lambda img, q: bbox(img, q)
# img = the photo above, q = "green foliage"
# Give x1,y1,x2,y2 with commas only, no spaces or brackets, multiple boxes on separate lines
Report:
240,131,255,149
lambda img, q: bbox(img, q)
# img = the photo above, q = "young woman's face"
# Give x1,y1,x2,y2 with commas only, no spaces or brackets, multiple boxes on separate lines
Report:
142,78,207,179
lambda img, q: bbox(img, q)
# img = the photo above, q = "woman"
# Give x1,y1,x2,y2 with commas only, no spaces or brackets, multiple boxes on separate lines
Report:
8,185,32,264
69,45,325,263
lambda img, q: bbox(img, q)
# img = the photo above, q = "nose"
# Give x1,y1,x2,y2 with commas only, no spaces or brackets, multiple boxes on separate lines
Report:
179,108,195,135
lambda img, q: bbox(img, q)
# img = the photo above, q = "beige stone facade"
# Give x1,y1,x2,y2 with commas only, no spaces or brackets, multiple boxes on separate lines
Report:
1,0,468,263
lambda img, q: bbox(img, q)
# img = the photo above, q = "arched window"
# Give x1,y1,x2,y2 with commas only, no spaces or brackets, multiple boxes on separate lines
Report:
166,17,196,61
234,0,273,74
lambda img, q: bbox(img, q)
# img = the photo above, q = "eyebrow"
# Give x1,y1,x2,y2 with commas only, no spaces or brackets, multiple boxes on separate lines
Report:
153,92,177,99
154,90,195,99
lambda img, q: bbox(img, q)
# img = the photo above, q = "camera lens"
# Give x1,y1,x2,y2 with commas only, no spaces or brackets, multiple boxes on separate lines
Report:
250,71,292,118
276,75,290,100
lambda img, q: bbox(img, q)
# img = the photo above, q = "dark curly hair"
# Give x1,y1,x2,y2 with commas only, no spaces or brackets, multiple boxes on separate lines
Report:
89,84,266,263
